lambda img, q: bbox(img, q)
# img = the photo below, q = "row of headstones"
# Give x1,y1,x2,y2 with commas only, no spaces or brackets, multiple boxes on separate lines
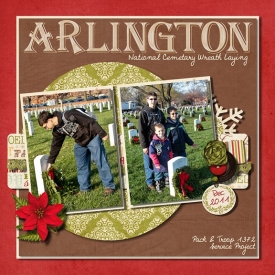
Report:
185,108,208,116
159,104,211,114
122,108,208,122
180,104,211,111
124,103,211,114
122,110,140,118
24,102,113,137
122,104,210,118
179,114,204,123
26,101,112,117
122,116,139,143
34,154,188,198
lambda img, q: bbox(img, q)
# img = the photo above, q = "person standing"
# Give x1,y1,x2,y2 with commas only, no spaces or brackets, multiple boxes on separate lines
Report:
138,92,166,190
165,106,197,157
149,123,173,192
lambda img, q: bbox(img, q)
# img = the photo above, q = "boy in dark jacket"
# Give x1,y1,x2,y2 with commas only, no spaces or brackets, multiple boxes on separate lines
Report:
38,108,115,195
165,106,197,157
149,123,173,192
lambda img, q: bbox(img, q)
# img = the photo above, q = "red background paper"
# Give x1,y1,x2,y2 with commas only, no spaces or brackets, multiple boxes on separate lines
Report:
0,0,273,274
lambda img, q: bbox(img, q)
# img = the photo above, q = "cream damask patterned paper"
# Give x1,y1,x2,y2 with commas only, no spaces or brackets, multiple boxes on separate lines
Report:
46,62,181,241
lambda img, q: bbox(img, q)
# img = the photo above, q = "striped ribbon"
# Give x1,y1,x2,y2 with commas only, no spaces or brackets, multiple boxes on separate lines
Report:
226,140,246,164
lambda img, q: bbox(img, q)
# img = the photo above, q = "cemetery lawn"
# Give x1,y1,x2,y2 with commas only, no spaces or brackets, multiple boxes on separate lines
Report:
25,108,123,212
124,108,215,206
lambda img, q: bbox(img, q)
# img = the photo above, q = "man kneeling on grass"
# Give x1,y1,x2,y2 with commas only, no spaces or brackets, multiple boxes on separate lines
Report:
38,108,115,196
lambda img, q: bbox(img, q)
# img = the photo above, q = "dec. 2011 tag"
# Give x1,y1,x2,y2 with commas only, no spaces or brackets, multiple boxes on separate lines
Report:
202,184,236,215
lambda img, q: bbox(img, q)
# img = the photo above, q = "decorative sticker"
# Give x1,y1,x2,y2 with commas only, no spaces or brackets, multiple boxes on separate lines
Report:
202,184,236,215
7,134,29,189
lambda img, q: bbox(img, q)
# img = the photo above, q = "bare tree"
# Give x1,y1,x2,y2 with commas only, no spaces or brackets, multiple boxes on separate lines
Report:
131,83,174,107
175,80,208,105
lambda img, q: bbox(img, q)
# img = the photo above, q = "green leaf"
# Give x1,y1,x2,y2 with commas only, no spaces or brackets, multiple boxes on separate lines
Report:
58,208,67,222
12,194,28,209
16,224,24,230
17,231,41,242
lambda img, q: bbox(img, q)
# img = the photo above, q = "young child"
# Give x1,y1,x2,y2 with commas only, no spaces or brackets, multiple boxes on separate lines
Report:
149,123,173,192
165,106,197,157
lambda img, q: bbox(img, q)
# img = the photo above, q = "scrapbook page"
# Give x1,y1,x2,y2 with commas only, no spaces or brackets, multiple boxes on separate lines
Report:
11,16,258,258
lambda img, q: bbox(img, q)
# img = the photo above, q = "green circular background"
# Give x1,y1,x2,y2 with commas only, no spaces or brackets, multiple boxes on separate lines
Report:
46,62,180,241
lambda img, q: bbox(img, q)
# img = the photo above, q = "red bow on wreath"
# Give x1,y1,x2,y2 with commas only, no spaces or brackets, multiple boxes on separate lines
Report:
48,167,55,180
179,171,194,197
48,167,62,190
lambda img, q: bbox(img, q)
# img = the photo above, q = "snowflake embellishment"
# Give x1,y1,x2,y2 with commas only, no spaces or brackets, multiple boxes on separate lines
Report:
213,98,244,136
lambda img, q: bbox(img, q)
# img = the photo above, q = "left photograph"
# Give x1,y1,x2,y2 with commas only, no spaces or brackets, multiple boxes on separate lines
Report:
20,87,125,214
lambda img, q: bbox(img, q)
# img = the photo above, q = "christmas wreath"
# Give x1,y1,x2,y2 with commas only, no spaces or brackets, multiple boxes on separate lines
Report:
172,166,204,199
196,123,204,131
130,136,140,145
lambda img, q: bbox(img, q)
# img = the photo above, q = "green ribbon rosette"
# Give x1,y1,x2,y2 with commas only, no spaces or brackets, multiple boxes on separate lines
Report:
203,140,228,166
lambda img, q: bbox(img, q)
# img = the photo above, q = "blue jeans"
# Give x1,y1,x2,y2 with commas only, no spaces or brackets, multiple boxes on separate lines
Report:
142,152,154,186
154,171,168,181
74,135,115,191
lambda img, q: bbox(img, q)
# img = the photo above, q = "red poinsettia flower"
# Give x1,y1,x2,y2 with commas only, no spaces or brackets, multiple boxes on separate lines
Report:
15,192,64,241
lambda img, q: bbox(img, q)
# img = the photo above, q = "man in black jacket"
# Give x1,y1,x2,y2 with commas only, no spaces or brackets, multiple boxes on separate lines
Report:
38,108,115,195
138,92,165,190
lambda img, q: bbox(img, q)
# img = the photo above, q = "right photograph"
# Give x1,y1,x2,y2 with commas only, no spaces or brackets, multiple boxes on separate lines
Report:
118,76,216,208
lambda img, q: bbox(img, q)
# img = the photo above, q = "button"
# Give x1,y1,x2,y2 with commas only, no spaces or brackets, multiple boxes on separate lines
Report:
209,164,227,175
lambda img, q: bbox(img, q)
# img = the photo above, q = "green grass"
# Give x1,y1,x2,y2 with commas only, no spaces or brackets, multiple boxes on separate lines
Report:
122,108,215,206
25,107,123,212
25,105,216,211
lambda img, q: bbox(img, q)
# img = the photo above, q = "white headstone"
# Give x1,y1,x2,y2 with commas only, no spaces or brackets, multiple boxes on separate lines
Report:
34,155,48,195
108,123,116,146
127,123,135,128
27,121,34,136
199,114,204,122
168,156,188,197
89,103,94,112
24,112,31,122
108,101,111,110
128,129,139,143
179,116,185,123
99,102,103,112
194,119,200,131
